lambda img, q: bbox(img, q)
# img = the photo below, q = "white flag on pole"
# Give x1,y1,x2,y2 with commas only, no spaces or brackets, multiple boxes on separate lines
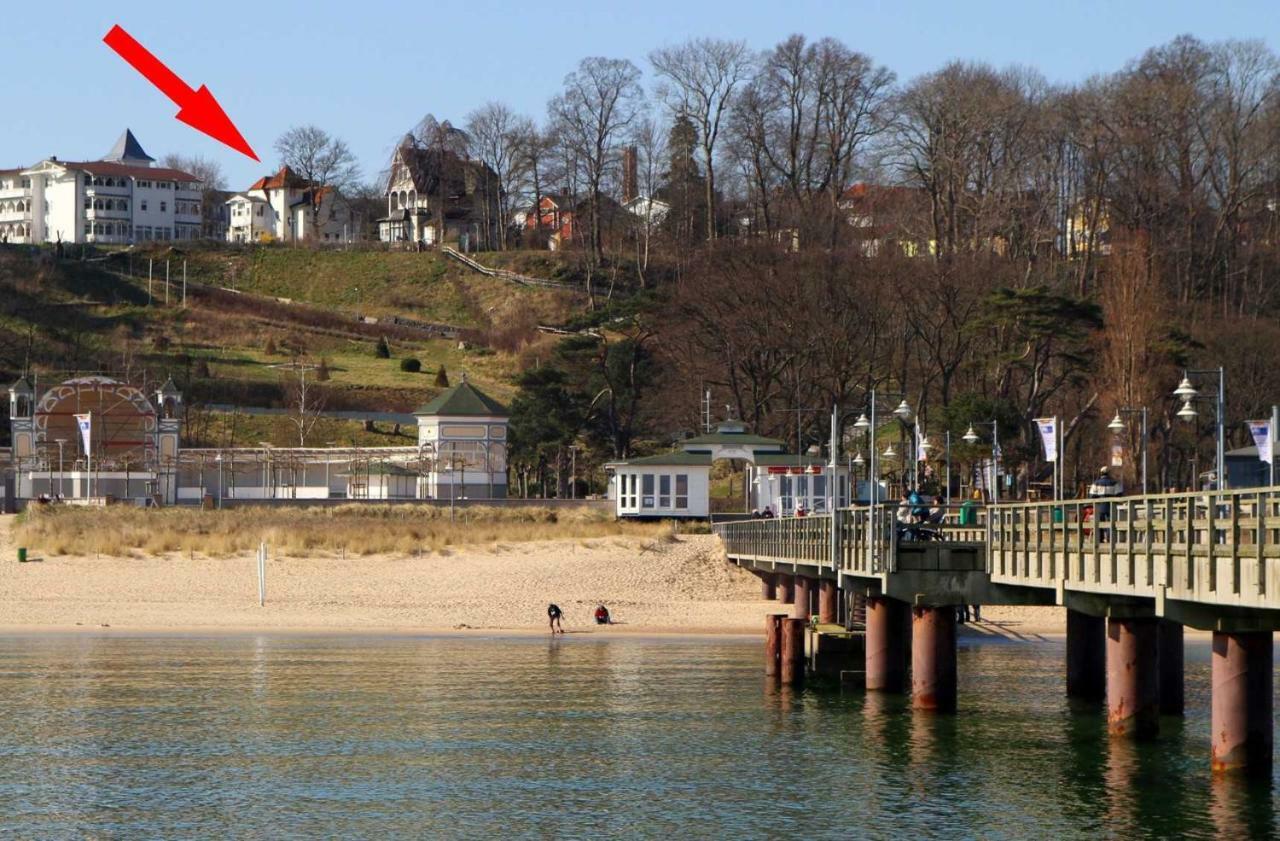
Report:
1036,417,1058,462
1248,420,1273,465
74,412,92,456
916,422,927,462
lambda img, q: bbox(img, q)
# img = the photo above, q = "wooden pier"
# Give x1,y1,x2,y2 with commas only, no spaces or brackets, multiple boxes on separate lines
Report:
717,486,1280,778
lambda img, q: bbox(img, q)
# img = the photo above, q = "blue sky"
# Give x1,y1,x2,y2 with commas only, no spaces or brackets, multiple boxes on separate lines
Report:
9,0,1279,189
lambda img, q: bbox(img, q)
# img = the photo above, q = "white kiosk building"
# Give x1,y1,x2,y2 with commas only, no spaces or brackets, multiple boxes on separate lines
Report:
609,420,850,519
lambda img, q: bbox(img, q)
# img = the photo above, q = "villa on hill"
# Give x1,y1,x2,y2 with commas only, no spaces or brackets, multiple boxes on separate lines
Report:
0,130,204,245
225,166,354,244
377,137,500,250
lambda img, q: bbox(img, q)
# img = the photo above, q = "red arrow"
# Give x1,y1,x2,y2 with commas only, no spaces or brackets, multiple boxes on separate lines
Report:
103,25,258,161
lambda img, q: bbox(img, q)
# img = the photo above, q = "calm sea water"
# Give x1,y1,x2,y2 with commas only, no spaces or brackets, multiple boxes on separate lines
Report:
0,633,1274,839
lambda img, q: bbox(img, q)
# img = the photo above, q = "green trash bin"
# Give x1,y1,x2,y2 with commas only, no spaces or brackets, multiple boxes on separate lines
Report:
17,547,27,563
959,501,977,527
1052,507,1064,524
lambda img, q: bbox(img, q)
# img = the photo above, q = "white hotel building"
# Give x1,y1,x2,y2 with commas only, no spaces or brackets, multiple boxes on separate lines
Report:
0,130,203,246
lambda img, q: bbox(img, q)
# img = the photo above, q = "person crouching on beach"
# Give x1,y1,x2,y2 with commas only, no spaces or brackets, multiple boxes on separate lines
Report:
548,603,564,634
594,605,610,625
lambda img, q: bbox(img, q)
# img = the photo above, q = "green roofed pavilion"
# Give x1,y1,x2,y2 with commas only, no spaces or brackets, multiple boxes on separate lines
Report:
413,379,508,417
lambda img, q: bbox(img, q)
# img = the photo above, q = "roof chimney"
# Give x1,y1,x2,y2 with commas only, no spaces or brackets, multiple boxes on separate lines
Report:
622,146,638,204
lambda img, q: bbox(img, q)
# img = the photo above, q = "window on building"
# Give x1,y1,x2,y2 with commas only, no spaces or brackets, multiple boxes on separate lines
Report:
83,223,90,236
659,475,671,508
795,476,808,510
675,474,688,509
83,174,91,186
141,201,147,212
780,476,793,516
83,197,90,209
256,206,263,217
641,474,655,509
812,475,827,512
160,201,167,213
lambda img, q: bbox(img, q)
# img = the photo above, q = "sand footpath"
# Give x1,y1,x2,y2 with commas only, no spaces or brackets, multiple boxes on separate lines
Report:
0,514,1078,637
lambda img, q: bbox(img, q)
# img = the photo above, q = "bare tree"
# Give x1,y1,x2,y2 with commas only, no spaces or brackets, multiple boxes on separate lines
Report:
549,57,644,264
517,124,556,245
467,102,532,250
725,35,892,248
280,361,326,447
629,113,668,285
274,126,360,241
650,37,752,240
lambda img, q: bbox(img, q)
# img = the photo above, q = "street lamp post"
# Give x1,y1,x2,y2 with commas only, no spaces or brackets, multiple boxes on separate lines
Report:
1174,367,1225,489
215,453,223,509
1107,406,1149,494
944,430,952,507
55,438,66,500
852,390,913,571
963,420,1000,504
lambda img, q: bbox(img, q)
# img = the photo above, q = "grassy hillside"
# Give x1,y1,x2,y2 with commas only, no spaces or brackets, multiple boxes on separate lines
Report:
165,245,578,330
0,244,576,447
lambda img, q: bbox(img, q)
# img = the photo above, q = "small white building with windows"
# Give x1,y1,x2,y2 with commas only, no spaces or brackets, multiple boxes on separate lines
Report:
608,420,850,519
0,130,203,245
612,452,711,518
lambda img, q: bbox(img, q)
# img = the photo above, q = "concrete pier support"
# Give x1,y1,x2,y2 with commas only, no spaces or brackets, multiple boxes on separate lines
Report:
760,572,777,601
865,596,907,693
1158,619,1184,716
1066,609,1106,702
780,617,806,685
764,613,784,677
793,577,812,620
1106,617,1159,739
818,580,838,624
778,575,795,605
1211,631,1274,777
911,606,958,712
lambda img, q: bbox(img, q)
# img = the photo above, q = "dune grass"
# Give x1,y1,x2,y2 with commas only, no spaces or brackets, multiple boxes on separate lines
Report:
16,504,676,558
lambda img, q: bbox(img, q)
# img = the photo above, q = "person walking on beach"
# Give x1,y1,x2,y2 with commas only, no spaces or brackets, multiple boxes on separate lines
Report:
547,603,564,634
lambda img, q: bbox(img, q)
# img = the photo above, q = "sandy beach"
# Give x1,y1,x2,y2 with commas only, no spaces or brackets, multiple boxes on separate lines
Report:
0,514,1075,637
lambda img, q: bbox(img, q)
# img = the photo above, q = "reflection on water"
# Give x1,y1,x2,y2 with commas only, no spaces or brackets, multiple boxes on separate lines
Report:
0,634,1275,838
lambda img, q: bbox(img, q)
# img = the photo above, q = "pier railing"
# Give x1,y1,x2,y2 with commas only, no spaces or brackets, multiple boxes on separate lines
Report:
716,505,987,576
989,487,1280,610
715,515,833,567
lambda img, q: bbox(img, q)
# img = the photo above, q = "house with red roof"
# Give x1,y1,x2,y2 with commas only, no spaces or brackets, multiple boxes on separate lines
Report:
0,129,204,245
226,165,353,244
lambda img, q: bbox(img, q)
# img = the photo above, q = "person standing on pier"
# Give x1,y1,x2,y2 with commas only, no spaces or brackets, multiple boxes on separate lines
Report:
1087,467,1122,542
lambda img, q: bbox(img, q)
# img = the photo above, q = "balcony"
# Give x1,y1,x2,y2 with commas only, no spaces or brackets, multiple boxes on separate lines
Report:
85,208,131,220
